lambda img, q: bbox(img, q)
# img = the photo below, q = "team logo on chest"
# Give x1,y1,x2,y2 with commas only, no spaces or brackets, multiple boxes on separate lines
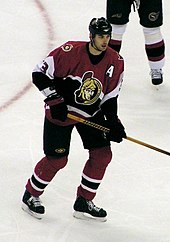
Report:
74,71,102,105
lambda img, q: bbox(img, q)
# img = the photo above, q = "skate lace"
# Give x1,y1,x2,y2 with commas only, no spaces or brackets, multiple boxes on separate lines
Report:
150,69,162,79
29,196,42,207
87,201,100,212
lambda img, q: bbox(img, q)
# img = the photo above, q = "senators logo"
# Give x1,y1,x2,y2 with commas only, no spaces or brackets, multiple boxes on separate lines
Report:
61,43,73,52
148,12,160,21
55,148,66,153
74,71,102,105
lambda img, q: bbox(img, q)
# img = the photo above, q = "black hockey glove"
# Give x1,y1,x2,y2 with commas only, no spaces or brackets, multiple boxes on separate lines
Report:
45,94,68,121
105,118,127,143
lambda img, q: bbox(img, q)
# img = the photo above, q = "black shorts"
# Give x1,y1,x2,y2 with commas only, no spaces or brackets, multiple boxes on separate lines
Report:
43,114,110,157
106,0,163,27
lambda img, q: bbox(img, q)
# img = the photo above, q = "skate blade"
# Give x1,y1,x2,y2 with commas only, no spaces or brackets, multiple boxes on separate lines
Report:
73,211,107,222
152,81,163,90
22,203,43,220
153,85,161,91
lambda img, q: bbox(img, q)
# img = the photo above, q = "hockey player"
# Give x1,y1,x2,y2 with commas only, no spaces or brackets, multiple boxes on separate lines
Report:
106,0,165,85
21,17,126,222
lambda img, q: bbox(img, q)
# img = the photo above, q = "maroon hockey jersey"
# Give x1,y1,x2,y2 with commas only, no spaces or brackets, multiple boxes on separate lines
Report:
33,41,124,125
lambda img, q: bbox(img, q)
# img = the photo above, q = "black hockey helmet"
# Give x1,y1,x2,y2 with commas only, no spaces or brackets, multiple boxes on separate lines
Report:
89,17,112,37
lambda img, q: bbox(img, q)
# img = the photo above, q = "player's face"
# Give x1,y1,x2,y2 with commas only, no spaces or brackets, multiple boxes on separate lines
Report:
93,34,110,51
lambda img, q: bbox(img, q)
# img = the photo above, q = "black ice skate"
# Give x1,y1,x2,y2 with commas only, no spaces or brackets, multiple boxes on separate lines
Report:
150,69,163,85
73,196,107,222
22,190,45,219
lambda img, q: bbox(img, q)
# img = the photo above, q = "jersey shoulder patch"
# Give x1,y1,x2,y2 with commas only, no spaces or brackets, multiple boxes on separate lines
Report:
61,41,87,53
61,43,73,52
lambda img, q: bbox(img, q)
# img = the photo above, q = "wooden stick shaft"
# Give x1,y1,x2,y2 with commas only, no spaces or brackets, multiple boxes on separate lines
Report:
68,113,109,132
67,113,170,156
126,136,170,156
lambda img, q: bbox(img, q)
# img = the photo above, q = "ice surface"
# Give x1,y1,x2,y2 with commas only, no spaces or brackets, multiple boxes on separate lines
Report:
0,1,170,241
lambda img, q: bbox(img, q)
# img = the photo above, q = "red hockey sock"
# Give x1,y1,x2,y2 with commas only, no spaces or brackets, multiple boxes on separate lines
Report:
26,156,68,197
77,146,112,200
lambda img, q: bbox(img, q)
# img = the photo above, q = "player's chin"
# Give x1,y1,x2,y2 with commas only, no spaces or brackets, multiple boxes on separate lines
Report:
101,45,107,51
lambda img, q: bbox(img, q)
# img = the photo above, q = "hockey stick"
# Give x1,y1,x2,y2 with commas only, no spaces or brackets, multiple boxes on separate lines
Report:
67,113,170,156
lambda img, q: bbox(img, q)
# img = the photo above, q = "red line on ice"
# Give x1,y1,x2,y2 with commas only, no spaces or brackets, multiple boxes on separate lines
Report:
0,0,54,112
